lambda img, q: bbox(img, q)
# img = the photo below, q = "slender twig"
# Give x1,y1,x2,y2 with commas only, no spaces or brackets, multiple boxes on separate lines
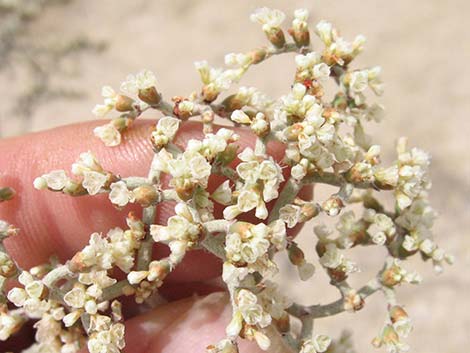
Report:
268,177,302,223
287,278,382,319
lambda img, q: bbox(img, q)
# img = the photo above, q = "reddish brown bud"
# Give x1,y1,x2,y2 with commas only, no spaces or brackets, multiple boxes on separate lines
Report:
133,184,158,208
138,86,161,105
115,95,135,112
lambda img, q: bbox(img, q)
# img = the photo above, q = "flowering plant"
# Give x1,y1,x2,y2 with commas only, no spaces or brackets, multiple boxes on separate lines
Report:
0,7,452,353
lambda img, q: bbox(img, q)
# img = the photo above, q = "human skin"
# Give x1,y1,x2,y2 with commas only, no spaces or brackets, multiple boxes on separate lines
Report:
0,120,310,352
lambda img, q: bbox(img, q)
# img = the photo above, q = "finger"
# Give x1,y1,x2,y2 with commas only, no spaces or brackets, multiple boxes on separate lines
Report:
0,119,311,279
80,292,293,353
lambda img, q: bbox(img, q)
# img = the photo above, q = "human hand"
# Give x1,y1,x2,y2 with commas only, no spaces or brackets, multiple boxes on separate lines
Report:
0,120,310,352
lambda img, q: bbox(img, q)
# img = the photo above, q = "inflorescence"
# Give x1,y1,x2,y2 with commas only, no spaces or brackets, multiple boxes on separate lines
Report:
0,7,453,353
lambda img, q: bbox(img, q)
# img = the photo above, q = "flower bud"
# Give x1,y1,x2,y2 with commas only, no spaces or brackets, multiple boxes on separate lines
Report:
288,243,305,266
0,187,15,202
289,27,310,48
202,110,215,124
274,313,290,333
327,267,348,283
266,27,286,48
174,99,194,120
381,324,399,345
322,196,344,216
148,260,171,282
133,184,159,207
389,305,408,323
115,95,135,112
202,84,219,103
0,252,16,278
222,95,244,112
284,123,303,141
250,112,270,137
248,48,267,64
381,267,400,287
374,166,398,190
138,86,161,105
127,271,149,285
347,162,373,184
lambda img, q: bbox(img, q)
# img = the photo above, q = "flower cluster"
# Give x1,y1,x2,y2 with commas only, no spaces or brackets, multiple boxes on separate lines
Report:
224,148,284,220
0,7,452,353
224,221,286,279
92,70,161,146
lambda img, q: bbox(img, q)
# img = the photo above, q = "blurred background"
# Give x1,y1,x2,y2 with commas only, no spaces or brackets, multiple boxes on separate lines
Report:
0,1,468,352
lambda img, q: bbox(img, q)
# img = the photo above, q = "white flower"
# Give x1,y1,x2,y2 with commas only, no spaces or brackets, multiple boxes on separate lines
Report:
300,334,331,353
236,289,272,328
375,165,399,188
279,204,302,228
250,7,286,32
419,238,434,255
82,171,107,195
225,53,252,68
39,170,68,191
109,181,134,207
313,335,332,352
226,148,283,220
7,288,28,307
402,235,418,252
222,262,249,287
164,150,212,194
194,61,240,98
349,70,369,93
92,85,117,117
64,287,86,309
320,243,343,269
368,66,384,95
207,339,238,353
179,100,194,115
93,123,121,147
315,20,334,45
225,223,272,265
393,318,413,338
7,272,51,319
313,63,331,81
292,8,309,32
231,110,251,124
395,139,431,210
211,180,232,205
0,311,24,341
92,104,112,117
269,220,287,250
107,227,140,272
292,160,308,181
371,231,387,245
152,116,180,147
295,52,321,70
127,270,149,285
88,323,125,353
151,203,200,244
121,69,157,94
72,152,104,176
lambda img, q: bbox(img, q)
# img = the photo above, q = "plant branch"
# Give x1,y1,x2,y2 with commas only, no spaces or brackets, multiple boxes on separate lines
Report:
268,177,302,223
287,277,382,319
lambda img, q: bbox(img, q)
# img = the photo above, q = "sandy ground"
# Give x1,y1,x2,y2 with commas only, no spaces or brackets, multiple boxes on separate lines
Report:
0,1,469,352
